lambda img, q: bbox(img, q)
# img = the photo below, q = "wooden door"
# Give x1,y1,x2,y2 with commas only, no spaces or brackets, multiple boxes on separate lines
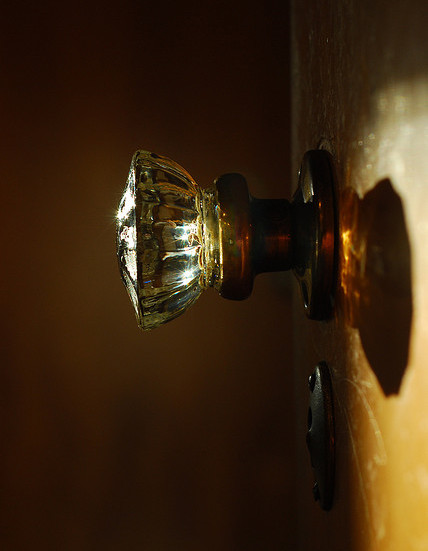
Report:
291,1,428,549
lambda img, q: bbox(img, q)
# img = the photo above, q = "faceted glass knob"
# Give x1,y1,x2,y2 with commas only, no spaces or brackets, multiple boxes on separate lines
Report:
117,150,337,330
117,151,220,330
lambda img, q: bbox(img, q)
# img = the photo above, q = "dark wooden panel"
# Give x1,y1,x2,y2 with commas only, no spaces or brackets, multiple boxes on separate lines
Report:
0,2,294,549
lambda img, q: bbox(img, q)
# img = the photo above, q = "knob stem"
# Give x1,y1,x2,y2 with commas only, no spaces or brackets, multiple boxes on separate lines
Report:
215,173,292,300
251,198,292,275
214,149,336,320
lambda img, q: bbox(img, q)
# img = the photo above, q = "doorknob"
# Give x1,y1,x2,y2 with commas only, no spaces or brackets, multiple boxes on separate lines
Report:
117,149,337,330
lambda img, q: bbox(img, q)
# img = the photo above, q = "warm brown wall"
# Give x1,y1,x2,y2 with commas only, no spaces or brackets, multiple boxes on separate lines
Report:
0,1,294,549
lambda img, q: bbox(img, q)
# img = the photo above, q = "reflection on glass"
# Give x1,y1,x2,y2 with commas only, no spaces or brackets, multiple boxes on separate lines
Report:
116,151,220,330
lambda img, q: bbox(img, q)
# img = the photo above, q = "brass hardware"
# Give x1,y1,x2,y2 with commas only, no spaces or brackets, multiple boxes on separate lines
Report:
116,149,337,329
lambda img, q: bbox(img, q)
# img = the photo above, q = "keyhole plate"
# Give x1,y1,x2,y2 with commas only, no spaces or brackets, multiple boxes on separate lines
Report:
306,361,335,510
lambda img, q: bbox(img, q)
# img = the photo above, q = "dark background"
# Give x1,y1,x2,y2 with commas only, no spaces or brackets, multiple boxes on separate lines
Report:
1,1,295,549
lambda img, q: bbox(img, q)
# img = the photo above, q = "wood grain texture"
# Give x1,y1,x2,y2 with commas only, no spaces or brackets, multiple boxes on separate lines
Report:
292,1,428,549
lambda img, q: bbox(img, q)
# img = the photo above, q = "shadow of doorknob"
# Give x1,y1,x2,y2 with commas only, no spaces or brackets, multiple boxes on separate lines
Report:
117,150,337,330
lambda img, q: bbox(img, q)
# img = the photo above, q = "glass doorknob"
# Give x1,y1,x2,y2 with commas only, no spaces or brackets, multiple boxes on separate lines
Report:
117,150,337,330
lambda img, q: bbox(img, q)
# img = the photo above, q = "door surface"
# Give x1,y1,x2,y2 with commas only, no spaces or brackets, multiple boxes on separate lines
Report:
292,1,428,550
